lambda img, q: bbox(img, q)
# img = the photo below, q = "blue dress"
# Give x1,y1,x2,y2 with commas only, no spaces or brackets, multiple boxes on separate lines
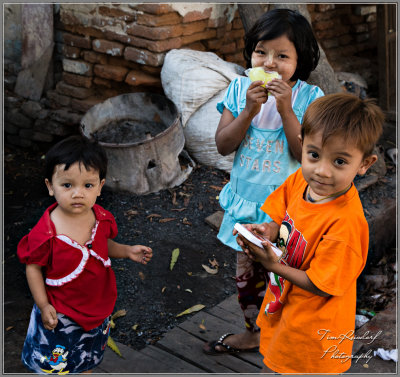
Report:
217,76,324,251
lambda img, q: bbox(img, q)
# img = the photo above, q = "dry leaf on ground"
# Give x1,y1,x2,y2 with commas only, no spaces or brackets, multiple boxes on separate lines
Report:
176,304,205,317
202,264,218,275
160,218,176,223
170,248,180,270
107,336,122,357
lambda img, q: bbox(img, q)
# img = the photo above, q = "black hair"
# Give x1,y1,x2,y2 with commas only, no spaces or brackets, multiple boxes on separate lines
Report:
45,135,108,181
243,8,320,81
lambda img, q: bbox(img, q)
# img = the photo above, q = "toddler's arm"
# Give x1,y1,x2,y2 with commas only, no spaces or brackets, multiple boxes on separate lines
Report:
108,239,152,265
215,81,268,156
26,264,58,330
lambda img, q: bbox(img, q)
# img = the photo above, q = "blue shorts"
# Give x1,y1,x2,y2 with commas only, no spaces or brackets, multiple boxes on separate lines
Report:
21,304,111,374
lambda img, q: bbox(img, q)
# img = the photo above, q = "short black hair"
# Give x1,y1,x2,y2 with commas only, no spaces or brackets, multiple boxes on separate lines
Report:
243,8,320,81
45,135,108,181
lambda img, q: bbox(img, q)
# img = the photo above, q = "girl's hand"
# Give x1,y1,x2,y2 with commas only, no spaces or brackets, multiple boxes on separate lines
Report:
41,304,58,331
244,81,269,117
265,79,293,115
127,245,153,265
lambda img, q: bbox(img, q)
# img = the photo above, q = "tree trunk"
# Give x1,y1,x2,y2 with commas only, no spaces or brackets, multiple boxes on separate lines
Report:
237,4,341,94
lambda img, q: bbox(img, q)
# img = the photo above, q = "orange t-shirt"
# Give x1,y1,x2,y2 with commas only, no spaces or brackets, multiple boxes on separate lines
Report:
257,168,369,374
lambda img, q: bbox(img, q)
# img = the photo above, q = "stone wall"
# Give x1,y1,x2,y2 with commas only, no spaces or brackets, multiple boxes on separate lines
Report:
4,3,379,150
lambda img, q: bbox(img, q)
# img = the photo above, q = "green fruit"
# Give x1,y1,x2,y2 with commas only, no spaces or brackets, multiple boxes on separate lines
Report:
248,67,281,87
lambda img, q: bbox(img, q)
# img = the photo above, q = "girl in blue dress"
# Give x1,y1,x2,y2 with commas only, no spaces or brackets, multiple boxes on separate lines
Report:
203,8,324,355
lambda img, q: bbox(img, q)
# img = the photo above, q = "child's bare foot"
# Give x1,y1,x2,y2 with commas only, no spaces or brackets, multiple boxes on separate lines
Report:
203,330,260,355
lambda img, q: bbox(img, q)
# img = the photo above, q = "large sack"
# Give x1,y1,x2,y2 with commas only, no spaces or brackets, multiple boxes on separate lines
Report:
161,49,244,126
161,49,244,171
185,89,234,172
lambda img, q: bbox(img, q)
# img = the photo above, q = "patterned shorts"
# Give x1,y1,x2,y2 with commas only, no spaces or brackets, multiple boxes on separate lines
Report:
21,304,111,374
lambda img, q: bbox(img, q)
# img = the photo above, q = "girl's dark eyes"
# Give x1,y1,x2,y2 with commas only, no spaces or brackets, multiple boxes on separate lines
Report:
308,151,319,159
85,184,94,188
335,159,346,166
63,183,71,188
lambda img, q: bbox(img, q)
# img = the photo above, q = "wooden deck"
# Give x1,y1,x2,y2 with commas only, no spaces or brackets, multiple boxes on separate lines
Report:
95,294,264,373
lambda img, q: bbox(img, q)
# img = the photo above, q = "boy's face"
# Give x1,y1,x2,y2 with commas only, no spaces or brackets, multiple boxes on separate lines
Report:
301,131,377,201
45,162,105,217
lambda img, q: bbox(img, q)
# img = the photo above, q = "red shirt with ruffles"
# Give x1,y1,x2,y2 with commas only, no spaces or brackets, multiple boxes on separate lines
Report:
17,203,118,331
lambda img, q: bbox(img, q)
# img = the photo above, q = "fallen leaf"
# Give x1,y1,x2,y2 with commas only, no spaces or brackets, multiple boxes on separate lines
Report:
202,264,218,275
170,248,180,270
184,196,191,207
182,217,192,226
161,286,167,293
160,218,176,223
124,209,139,217
198,202,203,210
6,326,14,331
138,271,145,281
132,324,139,330
107,336,123,357
110,319,116,328
199,320,206,331
111,309,127,321
176,304,205,317
172,191,177,205
187,272,193,276
185,289,192,293
147,214,162,222
209,258,219,268
177,285,181,289
363,364,369,368
210,185,223,191
171,208,186,212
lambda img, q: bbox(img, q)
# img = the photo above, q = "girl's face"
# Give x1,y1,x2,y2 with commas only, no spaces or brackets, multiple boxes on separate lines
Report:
45,162,105,217
251,34,298,86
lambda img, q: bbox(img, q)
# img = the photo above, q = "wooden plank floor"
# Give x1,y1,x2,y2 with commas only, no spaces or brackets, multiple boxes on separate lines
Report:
96,294,263,373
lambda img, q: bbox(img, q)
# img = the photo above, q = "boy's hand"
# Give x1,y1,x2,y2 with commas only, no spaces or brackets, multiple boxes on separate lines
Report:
127,245,153,265
245,81,268,117
40,304,58,330
233,222,278,242
238,235,280,269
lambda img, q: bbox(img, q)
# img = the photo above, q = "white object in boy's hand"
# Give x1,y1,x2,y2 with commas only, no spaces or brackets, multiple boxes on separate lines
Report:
234,223,282,258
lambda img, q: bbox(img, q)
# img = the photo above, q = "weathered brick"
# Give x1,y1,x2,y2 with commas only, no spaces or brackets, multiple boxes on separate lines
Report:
185,42,207,52
19,128,34,139
35,119,76,136
82,51,108,65
102,30,135,46
7,134,32,148
49,109,83,125
46,90,71,107
136,12,181,27
94,64,128,81
93,77,113,88
63,59,93,76
342,14,364,25
92,39,125,56
205,38,223,50
124,47,165,67
316,4,335,12
208,16,226,28
225,28,245,40
63,32,92,49
366,14,376,23
182,8,212,23
354,5,376,16
232,17,243,30
5,109,33,128
127,35,182,52
63,72,93,88
98,5,137,22
21,101,43,119
182,20,208,36
339,34,353,46
182,29,217,45
355,32,370,43
219,41,236,55
125,70,161,87
63,45,81,59
313,20,335,31
127,24,183,40
56,81,94,99
32,131,54,142
351,23,369,34
70,97,105,113
5,122,19,135
321,38,340,49
137,4,174,15
64,24,104,39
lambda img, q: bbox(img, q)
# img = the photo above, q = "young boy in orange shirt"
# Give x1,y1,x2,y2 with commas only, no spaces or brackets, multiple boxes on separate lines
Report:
236,93,384,373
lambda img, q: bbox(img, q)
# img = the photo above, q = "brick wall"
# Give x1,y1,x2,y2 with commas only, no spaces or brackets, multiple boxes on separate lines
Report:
4,3,379,150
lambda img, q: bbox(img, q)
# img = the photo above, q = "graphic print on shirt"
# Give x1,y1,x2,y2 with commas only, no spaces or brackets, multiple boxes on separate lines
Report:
239,134,285,174
266,212,307,314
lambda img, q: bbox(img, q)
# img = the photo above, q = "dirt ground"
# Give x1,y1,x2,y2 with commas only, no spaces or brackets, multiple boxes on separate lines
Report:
3,137,396,373
3,145,238,373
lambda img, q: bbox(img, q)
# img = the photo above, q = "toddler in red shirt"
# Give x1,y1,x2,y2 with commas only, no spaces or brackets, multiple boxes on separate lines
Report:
18,135,153,374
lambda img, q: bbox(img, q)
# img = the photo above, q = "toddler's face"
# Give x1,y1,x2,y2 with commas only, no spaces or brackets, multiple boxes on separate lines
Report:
251,34,297,85
301,131,377,201
45,162,105,216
